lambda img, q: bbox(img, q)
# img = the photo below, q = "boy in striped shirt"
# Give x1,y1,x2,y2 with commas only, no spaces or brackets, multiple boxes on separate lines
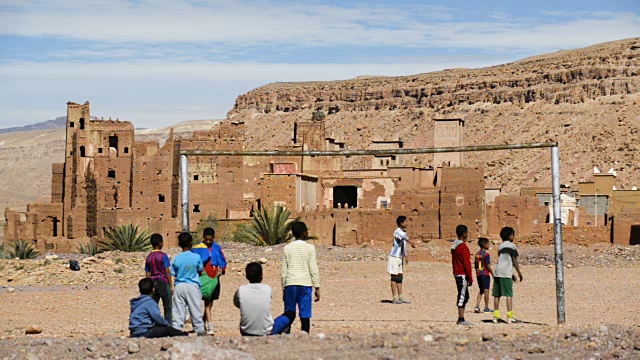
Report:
387,216,416,304
272,222,320,334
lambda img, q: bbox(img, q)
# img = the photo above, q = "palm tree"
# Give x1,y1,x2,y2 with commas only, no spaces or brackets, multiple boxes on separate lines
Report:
99,224,152,252
7,240,40,259
234,206,300,246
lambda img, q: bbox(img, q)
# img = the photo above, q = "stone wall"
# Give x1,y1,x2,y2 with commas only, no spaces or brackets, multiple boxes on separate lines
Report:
486,195,543,236
439,166,485,239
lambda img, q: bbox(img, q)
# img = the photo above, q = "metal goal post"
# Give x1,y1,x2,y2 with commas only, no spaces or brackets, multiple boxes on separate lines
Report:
180,142,566,324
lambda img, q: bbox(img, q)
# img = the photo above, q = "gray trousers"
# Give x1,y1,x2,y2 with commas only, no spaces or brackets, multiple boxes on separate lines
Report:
171,283,205,333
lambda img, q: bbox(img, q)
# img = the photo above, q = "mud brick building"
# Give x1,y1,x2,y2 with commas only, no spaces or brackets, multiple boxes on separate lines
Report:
5,101,556,249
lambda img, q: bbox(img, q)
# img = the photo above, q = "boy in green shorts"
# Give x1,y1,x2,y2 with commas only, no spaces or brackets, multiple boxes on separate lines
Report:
493,227,523,324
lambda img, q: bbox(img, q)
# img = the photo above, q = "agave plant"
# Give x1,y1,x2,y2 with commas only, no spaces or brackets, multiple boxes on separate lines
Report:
99,224,152,252
78,241,100,256
234,206,300,246
6,240,40,259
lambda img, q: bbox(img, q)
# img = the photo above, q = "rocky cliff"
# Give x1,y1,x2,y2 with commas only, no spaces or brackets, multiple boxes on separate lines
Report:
228,38,640,193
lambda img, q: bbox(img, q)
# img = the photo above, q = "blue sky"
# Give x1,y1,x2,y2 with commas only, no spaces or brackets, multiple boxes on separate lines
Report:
0,0,638,128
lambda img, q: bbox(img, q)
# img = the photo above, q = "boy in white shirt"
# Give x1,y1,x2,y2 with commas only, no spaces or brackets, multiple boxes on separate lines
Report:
387,216,416,304
234,262,274,336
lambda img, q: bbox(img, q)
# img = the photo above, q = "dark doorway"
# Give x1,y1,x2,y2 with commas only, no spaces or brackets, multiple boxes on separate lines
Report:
51,216,59,237
79,118,85,130
79,146,86,157
332,224,336,246
630,225,640,245
109,135,118,150
333,186,357,209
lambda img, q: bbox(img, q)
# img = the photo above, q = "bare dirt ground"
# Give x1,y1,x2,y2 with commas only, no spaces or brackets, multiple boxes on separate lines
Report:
1,241,639,359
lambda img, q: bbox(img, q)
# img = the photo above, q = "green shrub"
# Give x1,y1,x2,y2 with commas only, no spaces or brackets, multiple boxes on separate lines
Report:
234,206,300,246
6,240,40,260
78,241,100,256
99,224,152,252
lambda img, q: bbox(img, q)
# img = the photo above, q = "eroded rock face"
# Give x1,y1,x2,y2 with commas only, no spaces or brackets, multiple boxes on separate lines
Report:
229,38,640,193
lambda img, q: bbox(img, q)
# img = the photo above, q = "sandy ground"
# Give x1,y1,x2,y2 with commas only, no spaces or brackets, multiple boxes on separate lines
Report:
1,257,640,359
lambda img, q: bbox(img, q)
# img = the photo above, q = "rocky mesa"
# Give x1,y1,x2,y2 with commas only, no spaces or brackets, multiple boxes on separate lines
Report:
229,38,640,193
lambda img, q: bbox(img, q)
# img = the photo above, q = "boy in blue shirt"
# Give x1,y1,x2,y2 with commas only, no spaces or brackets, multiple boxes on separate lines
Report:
192,227,227,335
129,278,187,338
171,232,205,336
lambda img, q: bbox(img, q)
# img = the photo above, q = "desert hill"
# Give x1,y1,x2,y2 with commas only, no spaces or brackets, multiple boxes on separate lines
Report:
2,38,640,233
229,38,640,193
0,116,67,135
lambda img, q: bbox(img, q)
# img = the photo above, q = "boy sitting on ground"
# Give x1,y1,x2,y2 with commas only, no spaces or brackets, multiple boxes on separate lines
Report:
233,262,274,336
129,278,187,338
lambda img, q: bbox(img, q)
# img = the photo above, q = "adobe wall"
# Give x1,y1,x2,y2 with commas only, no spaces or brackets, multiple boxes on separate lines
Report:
261,174,296,210
611,211,640,245
26,203,64,239
486,195,543,236
439,166,485,239
97,209,181,247
51,163,65,203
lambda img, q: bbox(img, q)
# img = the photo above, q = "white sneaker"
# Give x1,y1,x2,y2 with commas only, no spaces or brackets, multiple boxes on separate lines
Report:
206,323,215,336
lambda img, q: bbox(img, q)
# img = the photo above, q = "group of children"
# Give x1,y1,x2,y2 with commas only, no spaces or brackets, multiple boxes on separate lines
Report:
387,217,524,326
129,215,522,338
130,228,227,337
129,222,321,338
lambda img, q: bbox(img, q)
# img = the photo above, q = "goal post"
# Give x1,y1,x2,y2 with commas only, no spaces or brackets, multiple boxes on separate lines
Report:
179,142,565,324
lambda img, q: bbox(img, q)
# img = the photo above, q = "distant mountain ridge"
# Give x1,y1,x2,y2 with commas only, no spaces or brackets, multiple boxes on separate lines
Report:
0,116,67,134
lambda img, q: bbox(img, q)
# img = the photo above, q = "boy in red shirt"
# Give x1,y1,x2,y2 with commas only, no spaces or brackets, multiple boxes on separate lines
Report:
451,224,473,326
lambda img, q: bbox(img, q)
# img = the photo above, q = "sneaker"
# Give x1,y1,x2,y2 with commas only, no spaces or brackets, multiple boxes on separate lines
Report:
392,298,402,304
399,297,412,304
507,318,519,324
483,308,493,313
492,318,501,323
456,320,473,326
474,306,481,313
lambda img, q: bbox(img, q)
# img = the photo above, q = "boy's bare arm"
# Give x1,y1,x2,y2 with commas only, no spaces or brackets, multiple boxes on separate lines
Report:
486,263,495,277
145,271,151,278
513,258,523,281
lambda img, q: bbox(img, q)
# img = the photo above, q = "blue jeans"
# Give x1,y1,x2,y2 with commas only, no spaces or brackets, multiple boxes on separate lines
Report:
272,286,313,334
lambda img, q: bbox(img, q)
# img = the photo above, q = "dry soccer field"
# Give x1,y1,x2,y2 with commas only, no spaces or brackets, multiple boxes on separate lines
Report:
1,241,639,359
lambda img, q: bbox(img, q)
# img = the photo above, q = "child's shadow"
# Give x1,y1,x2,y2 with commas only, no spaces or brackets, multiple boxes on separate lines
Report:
380,300,393,303
480,319,548,325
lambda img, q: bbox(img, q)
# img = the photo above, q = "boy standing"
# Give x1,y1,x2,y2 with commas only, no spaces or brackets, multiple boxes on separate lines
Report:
129,278,187,338
272,222,320,334
473,238,494,314
171,232,206,336
451,224,473,326
493,227,524,324
192,227,227,335
145,233,173,322
234,262,274,336
387,216,416,304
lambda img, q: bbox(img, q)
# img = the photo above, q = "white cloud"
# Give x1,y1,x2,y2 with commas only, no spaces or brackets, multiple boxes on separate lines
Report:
0,55,513,127
0,0,638,53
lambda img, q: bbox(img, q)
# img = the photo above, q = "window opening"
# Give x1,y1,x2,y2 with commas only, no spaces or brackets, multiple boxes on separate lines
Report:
158,194,165,203
333,186,357,209
79,146,86,157
108,169,116,179
79,118,85,130
193,204,200,213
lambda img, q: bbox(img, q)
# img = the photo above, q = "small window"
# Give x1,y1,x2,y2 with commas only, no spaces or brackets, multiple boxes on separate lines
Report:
79,146,86,157
193,174,199,181
69,122,74,128
108,169,116,179
79,118,85,130
98,148,103,154
381,200,389,209
70,151,73,156
109,135,118,149
193,204,200,213
124,147,129,154
158,194,165,203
